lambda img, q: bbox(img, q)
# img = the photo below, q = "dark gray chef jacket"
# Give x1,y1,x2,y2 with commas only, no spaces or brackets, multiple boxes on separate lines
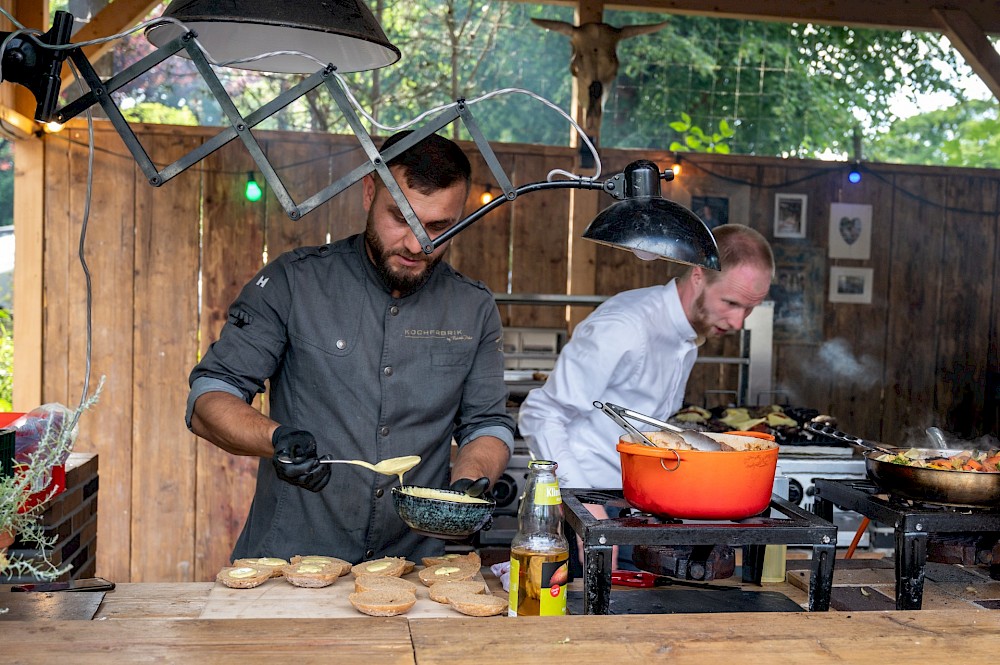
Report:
186,233,514,563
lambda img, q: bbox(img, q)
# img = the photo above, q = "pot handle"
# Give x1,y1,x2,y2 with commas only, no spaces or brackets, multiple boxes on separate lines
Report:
659,451,681,472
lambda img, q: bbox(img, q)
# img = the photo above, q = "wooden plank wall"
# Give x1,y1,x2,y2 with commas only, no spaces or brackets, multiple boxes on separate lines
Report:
38,122,1000,582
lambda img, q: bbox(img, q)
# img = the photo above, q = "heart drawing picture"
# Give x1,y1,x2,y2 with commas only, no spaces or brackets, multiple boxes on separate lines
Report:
839,217,862,245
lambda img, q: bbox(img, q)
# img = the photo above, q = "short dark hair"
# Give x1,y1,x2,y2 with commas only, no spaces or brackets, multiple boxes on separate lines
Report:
377,131,471,194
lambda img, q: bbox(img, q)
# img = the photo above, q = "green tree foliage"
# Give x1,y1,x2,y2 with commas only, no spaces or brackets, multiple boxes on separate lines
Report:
67,2,995,163
603,13,966,157
0,141,11,227
868,100,1000,167
0,311,11,411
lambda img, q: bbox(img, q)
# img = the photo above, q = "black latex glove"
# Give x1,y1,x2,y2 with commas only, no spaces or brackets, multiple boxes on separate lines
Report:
450,477,490,498
271,426,331,492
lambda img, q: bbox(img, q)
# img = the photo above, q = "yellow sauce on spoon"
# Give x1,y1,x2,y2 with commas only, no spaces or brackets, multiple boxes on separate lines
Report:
338,455,421,486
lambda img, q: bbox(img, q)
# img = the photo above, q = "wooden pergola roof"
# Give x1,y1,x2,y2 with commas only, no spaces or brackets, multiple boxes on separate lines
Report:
3,0,998,129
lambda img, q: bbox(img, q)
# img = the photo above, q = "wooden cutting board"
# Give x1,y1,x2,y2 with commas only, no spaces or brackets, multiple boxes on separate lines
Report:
0,590,105,620
200,568,504,619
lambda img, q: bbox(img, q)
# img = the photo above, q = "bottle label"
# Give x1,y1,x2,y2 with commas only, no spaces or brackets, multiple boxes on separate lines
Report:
533,480,562,506
508,549,569,617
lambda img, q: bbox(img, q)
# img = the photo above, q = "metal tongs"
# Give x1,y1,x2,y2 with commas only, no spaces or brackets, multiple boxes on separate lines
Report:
594,401,723,451
595,400,658,447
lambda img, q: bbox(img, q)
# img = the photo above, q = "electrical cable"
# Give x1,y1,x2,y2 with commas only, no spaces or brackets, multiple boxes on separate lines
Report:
65,56,95,428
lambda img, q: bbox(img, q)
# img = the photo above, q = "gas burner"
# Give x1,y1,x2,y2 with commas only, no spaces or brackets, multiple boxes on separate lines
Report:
815,478,1000,610
561,487,837,614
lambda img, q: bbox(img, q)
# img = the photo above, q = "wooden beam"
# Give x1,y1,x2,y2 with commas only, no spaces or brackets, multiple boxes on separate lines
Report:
932,8,1000,102
12,135,44,410
516,0,1000,34
59,0,162,85
0,103,37,139
11,0,46,120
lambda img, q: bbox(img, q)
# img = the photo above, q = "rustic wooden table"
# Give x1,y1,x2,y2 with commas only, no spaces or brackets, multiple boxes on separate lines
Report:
3,565,998,663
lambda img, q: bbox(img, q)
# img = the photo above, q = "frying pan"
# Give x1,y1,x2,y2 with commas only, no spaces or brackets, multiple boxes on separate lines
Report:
805,423,1000,506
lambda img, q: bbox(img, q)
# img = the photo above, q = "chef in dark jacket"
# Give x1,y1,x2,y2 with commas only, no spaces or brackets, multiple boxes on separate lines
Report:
186,131,514,564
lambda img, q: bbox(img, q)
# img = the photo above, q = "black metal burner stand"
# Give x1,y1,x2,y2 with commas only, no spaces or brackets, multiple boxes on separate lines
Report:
814,478,1000,610
562,488,838,614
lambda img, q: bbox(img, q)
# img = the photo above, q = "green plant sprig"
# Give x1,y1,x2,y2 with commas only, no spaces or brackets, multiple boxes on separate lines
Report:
0,379,103,580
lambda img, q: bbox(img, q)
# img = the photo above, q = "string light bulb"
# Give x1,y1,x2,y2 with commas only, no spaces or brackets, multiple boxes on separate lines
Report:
848,162,862,184
43,121,64,133
479,185,494,205
244,172,263,202
671,156,682,177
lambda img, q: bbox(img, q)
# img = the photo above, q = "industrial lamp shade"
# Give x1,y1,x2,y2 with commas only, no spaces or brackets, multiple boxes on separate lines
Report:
146,0,401,74
583,160,721,270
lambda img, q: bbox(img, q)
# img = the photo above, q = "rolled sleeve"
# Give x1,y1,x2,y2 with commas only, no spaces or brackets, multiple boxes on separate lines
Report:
185,376,246,429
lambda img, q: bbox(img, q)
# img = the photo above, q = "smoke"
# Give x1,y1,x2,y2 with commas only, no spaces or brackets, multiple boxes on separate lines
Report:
789,338,881,390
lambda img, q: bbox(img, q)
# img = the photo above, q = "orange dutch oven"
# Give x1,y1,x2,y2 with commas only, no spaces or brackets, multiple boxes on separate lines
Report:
616,431,778,520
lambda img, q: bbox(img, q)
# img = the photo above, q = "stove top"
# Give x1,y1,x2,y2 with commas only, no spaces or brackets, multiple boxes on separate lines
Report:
561,488,838,614
813,478,1000,610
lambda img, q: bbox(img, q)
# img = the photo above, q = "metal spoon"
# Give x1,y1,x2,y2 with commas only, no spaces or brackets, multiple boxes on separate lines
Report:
925,427,948,449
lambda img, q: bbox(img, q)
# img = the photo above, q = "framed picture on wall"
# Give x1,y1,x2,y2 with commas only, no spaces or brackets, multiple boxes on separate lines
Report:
829,202,873,259
774,193,808,238
691,195,729,230
829,266,873,304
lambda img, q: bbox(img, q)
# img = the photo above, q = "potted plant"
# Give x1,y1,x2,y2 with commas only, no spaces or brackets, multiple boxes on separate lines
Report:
0,385,101,580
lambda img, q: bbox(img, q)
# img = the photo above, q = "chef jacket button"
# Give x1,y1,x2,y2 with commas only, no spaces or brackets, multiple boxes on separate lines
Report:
375,488,384,498
336,339,346,349
383,366,393,376
389,305,399,316
380,426,390,436
365,549,374,559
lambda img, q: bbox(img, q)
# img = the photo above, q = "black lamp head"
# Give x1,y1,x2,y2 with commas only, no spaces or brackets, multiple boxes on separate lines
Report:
583,160,721,271
146,0,401,74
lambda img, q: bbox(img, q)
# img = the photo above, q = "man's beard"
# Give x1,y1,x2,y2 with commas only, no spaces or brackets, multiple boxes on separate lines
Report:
689,291,713,337
364,224,442,296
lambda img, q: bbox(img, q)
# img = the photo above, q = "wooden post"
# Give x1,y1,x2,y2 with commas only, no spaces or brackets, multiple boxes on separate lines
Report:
566,0,604,333
5,0,46,410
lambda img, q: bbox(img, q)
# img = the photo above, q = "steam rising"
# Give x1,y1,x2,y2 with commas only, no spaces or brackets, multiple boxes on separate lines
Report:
814,338,881,387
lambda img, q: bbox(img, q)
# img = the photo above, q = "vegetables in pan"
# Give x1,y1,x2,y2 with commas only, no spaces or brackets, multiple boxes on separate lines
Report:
875,448,1000,473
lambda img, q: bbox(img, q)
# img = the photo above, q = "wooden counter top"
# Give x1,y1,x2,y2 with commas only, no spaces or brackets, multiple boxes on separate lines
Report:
3,603,999,664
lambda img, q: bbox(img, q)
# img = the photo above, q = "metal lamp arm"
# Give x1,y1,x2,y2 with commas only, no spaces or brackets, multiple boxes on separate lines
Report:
431,178,616,249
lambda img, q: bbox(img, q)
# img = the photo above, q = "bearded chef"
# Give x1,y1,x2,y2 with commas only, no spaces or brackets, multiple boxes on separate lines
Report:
186,131,514,565
518,224,774,565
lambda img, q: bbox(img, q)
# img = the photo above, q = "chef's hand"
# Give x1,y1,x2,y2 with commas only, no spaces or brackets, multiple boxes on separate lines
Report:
271,426,331,492
450,477,491,498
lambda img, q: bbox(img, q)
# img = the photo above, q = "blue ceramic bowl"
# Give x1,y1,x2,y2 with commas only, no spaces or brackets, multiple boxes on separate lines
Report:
392,486,495,539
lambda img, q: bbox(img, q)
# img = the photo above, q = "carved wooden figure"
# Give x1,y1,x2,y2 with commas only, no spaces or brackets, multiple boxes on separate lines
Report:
532,19,669,145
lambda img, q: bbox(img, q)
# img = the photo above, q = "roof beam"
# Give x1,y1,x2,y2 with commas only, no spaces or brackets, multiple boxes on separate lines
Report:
933,7,1000,102
59,0,162,84
542,0,1000,34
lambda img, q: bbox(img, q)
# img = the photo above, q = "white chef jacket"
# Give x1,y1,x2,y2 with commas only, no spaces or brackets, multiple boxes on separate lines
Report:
518,280,699,489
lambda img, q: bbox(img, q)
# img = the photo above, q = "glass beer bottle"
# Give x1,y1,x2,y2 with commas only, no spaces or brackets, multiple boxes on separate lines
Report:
509,460,569,616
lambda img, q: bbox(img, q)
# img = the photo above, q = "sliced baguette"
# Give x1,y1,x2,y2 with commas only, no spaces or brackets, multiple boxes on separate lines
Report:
354,573,418,595
449,591,508,617
349,589,417,617
233,557,289,578
217,565,273,589
417,563,479,586
281,562,339,588
421,551,481,568
290,555,352,576
351,557,407,578
428,580,487,603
